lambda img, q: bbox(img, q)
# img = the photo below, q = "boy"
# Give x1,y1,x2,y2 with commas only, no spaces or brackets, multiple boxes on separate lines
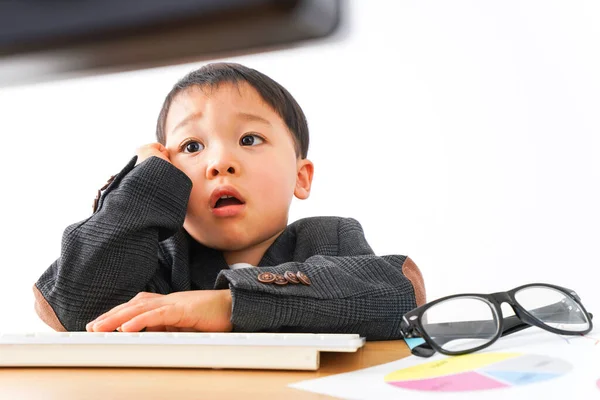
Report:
33,63,425,340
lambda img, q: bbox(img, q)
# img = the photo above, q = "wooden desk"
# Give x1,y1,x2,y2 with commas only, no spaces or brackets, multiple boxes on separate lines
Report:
0,340,410,400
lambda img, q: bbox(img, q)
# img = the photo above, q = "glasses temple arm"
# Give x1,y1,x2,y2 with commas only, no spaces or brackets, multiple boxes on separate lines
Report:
501,304,592,337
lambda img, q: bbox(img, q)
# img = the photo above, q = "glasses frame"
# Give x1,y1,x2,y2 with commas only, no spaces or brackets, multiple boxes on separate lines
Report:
400,282,594,357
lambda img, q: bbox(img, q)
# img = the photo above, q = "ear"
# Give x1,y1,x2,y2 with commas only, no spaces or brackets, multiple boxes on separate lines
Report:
294,158,314,200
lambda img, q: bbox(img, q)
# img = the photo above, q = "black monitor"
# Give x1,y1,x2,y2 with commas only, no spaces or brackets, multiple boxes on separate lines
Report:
0,0,341,86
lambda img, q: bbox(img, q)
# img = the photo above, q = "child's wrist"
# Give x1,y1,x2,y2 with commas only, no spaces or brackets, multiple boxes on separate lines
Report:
220,289,233,331
222,289,232,310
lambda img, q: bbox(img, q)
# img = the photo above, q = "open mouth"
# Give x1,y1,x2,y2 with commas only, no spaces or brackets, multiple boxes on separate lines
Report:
209,187,246,212
214,195,244,208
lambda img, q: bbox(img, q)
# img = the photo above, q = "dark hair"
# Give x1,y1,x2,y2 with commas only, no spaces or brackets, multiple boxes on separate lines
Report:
156,62,309,159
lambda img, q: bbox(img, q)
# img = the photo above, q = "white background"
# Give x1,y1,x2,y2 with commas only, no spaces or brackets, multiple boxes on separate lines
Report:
1,1,599,332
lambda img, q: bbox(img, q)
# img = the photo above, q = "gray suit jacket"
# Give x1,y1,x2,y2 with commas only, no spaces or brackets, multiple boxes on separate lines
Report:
34,156,425,340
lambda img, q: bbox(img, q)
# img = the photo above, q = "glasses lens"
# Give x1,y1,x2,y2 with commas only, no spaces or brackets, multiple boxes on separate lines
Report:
421,296,500,353
514,286,590,332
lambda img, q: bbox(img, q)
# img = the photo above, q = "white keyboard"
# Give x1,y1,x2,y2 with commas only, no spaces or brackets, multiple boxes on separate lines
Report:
0,332,365,370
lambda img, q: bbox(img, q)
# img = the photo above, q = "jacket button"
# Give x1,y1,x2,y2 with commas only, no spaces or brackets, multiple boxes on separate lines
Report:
296,271,311,286
93,175,117,213
273,274,288,285
257,272,276,283
100,175,116,191
284,271,300,284
92,189,101,213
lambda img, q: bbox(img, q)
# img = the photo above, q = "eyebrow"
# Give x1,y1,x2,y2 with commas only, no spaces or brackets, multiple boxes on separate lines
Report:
171,111,203,136
236,112,272,126
170,111,272,137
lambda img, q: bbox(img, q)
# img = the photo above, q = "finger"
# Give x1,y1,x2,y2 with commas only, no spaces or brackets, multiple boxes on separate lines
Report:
156,143,167,152
91,299,162,332
141,143,163,151
159,145,172,161
120,304,185,332
145,325,169,332
136,143,154,156
86,302,131,330
86,293,161,330
136,143,169,165
86,304,131,332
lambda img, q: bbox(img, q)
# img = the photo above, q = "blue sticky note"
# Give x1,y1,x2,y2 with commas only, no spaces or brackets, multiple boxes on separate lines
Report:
403,337,426,350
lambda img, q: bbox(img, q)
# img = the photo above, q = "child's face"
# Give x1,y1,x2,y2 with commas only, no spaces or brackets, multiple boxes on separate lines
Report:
164,82,313,260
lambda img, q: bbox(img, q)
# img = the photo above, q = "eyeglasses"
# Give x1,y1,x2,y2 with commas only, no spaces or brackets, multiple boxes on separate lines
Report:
400,283,594,357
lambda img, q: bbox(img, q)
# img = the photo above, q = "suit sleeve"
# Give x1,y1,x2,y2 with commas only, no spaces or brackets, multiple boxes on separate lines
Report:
33,156,192,331
214,218,426,340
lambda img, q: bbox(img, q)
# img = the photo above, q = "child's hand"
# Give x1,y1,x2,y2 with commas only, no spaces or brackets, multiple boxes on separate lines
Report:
85,290,233,333
135,142,172,166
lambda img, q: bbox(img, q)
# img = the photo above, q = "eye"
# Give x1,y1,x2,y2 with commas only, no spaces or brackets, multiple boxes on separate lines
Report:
240,134,264,146
181,140,204,153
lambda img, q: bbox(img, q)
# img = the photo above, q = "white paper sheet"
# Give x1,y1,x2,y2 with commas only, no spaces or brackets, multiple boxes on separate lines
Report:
290,329,600,399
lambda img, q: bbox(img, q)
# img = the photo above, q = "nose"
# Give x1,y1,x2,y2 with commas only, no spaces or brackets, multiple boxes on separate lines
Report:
205,146,240,179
